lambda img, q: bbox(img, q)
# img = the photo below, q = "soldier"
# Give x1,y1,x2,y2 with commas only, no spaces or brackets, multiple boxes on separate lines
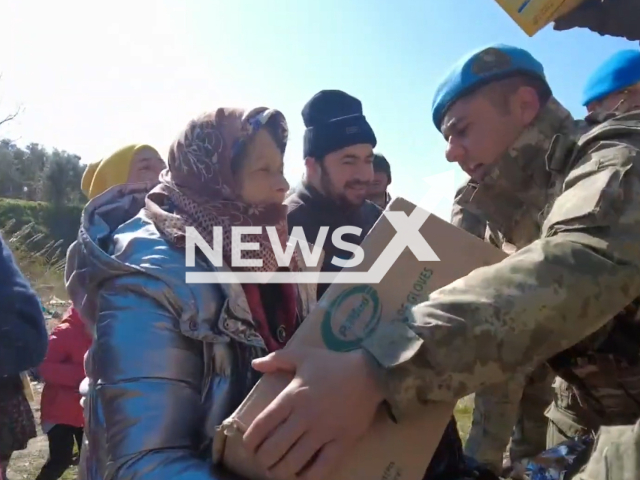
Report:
452,187,553,476
241,44,640,480
573,418,640,480
582,49,640,115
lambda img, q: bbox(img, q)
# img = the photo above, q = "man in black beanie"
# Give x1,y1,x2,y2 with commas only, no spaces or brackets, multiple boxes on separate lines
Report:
286,89,382,300
281,92,492,480
367,152,392,209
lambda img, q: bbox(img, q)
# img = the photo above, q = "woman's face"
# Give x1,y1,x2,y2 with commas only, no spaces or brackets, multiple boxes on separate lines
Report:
235,129,289,205
127,147,165,184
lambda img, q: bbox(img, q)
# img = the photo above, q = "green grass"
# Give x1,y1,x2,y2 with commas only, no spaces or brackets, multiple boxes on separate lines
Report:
0,197,82,260
60,468,78,479
455,395,474,442
1,219,67,299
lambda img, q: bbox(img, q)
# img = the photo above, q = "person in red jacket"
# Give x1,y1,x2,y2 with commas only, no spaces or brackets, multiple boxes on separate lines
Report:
35,307,92,480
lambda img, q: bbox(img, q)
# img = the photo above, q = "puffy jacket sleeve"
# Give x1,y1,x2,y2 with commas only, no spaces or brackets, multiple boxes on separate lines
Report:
94,273,222,480
0,233,48,375
361,139,640,419
39,316,85,388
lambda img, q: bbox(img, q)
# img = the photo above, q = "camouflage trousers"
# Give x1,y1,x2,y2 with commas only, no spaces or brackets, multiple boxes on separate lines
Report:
546,360,640,447
573,419,640,480
464,364,553,471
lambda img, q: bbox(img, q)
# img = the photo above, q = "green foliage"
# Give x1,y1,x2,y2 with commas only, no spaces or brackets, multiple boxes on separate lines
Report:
0,132,86,301
0,139,86,205
0,198,82,255
0,218,69,299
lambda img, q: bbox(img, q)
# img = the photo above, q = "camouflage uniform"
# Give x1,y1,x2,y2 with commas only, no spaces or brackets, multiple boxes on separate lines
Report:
574,418,640,480
361,97,640,477
451,179,554,471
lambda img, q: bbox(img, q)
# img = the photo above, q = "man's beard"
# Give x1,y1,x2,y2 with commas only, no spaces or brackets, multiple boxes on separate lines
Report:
319,166,368,209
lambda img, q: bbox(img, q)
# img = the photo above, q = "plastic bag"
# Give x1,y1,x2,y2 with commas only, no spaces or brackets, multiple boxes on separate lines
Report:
518,435,594,480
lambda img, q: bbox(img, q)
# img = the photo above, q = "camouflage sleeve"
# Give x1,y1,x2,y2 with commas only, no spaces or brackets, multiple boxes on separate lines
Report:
450,184,487,240
361,141,640,419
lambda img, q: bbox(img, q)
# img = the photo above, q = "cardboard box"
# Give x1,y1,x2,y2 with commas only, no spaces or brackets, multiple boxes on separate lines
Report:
213,197,507,480
494,0,587,36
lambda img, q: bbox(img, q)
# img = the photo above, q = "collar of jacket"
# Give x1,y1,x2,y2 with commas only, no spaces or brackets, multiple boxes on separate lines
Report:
457,97,577,246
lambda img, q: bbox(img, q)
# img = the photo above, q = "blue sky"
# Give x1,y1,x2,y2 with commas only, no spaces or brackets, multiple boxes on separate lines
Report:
0,0,636,220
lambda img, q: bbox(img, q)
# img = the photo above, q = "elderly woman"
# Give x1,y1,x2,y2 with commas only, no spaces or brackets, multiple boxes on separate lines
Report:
67,108,317,479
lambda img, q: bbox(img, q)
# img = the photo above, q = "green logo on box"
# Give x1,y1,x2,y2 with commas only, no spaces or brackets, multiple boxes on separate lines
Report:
321,285,382,352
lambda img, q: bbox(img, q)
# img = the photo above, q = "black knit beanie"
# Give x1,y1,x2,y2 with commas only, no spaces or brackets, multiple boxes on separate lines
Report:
302,90,377,159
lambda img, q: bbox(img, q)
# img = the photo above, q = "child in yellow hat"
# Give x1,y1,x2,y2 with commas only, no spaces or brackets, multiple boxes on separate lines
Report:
81,144,165,200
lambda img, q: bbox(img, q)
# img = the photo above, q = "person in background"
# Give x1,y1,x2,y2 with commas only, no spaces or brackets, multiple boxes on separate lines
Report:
0,233,46,480
285,90,381,301
67,143,165,288
286,90,475,480
66,108,318,480
65,143,165,478
367,152,392,209
582,49,640,115
35,307,92,480
0,234,48,376
0,374,37,480
81,144,166,200
239,44,640,480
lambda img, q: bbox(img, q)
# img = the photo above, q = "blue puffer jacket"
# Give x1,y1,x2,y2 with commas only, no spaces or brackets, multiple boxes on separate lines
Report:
67,183,317,480
0,232,47,376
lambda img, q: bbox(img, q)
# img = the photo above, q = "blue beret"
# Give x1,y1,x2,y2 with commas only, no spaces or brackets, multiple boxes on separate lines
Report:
431,44,548,130
582,50,640,106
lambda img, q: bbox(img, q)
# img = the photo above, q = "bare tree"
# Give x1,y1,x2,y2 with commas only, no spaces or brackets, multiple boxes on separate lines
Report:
0,109,21,129
0,74,23,130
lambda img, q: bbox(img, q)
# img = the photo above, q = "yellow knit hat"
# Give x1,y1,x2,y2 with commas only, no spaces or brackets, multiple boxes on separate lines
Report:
81,144,160,199
80,160,101,198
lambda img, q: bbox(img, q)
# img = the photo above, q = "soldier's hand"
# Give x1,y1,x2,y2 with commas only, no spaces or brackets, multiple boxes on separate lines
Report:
244,347,384,480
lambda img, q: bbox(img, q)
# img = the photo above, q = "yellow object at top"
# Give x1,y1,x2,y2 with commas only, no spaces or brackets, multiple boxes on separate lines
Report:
81,144,159,200
493,0,586,36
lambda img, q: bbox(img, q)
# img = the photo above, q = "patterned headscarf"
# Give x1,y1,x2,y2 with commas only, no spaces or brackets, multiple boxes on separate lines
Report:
145,107,294,273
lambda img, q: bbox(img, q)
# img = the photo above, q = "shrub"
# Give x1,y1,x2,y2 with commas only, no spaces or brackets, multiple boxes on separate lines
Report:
1,219,67,299
0,198,82,254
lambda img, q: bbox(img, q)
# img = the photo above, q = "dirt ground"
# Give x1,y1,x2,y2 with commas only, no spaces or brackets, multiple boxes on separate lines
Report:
6,383,77,480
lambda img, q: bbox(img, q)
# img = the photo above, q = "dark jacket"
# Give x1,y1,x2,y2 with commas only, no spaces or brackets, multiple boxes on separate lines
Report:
285,183,382,300
0,374,23,401
0,233,48,376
